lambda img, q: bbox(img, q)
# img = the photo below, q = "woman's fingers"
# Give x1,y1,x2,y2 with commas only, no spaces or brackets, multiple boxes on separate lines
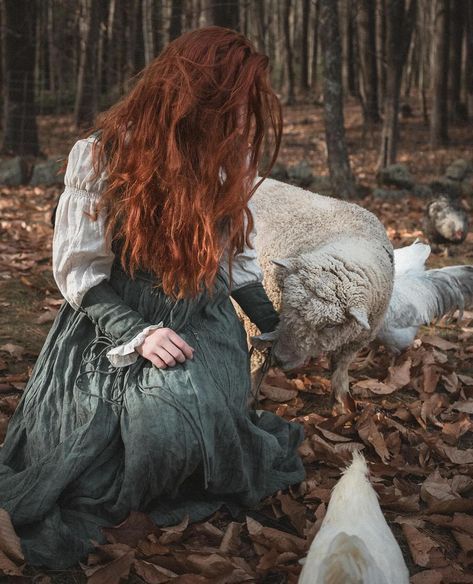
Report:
139,327,196,368
161,340,188,363
148,353,168,369
155,346,177,367
167,330,195,359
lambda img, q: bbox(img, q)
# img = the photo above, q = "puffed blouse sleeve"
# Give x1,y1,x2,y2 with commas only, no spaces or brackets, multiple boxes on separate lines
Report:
52,137,163,366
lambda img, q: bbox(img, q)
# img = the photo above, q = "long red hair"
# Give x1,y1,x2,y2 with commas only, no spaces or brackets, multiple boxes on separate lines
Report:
89,26,282,299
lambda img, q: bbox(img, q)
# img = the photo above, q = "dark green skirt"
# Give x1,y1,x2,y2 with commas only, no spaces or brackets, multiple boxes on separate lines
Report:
0,264,305,569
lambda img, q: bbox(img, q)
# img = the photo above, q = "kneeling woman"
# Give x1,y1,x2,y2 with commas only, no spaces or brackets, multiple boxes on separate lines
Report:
0,26,305,569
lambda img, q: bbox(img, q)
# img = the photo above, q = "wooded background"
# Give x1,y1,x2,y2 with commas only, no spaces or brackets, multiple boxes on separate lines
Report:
1,0,473,198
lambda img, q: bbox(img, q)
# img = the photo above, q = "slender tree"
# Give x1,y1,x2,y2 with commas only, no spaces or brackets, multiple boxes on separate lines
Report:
430,0,450,146
142,0,155,63
448,0,464,120
311,0,320,92
212,0,239,30
283,0,296,104
357,0,381,123
74,0,101,128
343,0,358,97
319,0,356,199
378,0,417,168
169,0,183,41
1,0,39,155
301,0,310,91
376,0,387,105
467,0,473,118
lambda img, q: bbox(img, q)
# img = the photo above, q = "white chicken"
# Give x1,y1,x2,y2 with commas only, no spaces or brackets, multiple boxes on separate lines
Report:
298,451,409,584
376,239,473,352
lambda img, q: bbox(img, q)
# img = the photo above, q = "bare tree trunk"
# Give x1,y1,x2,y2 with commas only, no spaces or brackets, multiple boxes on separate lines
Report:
378,0,417,168
357,0,381,123
124,0,140,87
105,0,117,91
169,0,183,41
74,0,100,128
319,0,357,199
212,0,240,30
1,0,39,155
301,0,310,91
376,0,387,105
419,0,430,124
466,0,473,118
283,0,296,104
47,0,58,95
430,0,450,146
142,0,155,63
311,0,320,91
403,23,417,98
154,1,164,54
253,0,267,54
448,0,464,120
344,0,358,97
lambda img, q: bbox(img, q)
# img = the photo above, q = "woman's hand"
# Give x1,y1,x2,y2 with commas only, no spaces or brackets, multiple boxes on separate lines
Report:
136,327,195,368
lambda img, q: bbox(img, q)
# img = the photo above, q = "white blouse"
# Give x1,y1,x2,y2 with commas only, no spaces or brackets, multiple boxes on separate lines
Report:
52,136,263,366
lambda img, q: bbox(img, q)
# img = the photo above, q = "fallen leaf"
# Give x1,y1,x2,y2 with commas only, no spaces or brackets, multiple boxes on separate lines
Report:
36,309,58,324
245,516,306,554
385,357,411,389
159,515,189,545
402,524,448,568
133,559,178,584
82,543,135,584
356,407,390,463
420,469,473,514
442,414,473,444
277,493,307,536
422,335,458,351
102,511,160,547
0,344,24,359
353,378,398,395
451,399,473,414
0,509,24,563
219,523,241,554
260,383,298,403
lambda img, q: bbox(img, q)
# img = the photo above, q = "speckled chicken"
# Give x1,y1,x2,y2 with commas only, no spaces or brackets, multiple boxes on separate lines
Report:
298,451,409,584
424,195,469,244
376,240,473,352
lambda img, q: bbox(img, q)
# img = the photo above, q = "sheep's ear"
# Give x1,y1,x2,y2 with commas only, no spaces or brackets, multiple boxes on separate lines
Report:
250,330,278,349
271,258,296,272
348,307,370,330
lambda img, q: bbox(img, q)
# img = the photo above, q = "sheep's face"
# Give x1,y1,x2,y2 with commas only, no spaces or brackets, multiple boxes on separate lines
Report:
252,254,372,371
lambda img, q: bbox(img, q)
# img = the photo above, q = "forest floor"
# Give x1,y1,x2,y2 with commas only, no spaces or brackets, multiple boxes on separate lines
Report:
1,102,473,583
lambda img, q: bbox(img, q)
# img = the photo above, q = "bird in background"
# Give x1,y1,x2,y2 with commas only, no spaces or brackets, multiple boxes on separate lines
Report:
376,239,473,353
423,195,469,245
298,450,409,584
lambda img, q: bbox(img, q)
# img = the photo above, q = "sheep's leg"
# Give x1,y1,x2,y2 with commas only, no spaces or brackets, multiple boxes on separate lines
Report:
330,350,357,414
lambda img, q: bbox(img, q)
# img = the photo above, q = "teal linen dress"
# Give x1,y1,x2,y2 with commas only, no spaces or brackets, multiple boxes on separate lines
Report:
0,140,305,570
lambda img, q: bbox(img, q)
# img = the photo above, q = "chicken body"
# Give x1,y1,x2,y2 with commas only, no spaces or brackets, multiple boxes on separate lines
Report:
376,240,473,352
424,195,469,244
298,452,409,584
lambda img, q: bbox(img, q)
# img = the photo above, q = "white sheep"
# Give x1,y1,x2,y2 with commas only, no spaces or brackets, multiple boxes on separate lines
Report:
244,177,394,410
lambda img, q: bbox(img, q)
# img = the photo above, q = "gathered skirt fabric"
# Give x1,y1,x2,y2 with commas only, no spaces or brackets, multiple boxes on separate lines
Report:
0,264,305,569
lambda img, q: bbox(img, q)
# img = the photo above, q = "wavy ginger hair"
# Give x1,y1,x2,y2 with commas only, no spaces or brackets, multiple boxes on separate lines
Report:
90,26,282,299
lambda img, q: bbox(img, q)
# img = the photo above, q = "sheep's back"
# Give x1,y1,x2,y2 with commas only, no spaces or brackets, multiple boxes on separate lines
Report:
251,177,389,263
